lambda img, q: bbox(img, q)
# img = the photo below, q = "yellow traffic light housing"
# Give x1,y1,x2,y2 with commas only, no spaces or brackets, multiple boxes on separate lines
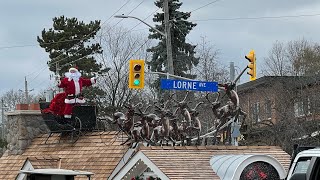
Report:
129,59,145,89
245,50,256,81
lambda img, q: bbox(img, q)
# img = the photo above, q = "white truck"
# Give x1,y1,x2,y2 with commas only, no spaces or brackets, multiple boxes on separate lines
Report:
286,146,320,180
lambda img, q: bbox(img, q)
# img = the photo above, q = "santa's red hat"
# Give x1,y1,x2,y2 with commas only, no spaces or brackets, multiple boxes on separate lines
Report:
69,67,78,73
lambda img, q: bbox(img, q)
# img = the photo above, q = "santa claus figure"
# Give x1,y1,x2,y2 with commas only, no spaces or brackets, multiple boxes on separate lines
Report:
58,67,96,118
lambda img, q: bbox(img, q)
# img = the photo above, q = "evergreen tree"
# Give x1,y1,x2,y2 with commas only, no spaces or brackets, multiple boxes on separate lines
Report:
37,16,102,76
37,16,106,104
147,0,199,80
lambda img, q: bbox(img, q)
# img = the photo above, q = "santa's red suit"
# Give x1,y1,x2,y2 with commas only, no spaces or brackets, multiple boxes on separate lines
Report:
58,68,96,118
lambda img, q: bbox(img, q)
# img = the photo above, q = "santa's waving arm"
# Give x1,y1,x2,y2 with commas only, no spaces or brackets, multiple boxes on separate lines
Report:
57,77,67,88
81,77,97,87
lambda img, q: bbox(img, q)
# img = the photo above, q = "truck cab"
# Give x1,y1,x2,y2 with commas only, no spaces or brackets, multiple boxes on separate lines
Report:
287,147,320,180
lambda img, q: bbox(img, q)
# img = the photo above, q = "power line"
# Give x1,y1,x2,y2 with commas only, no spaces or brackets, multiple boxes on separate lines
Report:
100,0,132,27
0,28,148,51
99,8,158,37
172,23,194,45
36,0,133,68
0,0,133,51
9,0,133,92
50,0,140,68
0,44,36,50
27,0,145,91
111,0,146,28
129,38,151,60
192,13,320,21
190,0,223,13
170,0,223,22
126,8,160,33
49,0,145,70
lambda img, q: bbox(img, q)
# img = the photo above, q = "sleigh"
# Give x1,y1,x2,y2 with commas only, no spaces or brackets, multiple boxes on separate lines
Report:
39,93,98,144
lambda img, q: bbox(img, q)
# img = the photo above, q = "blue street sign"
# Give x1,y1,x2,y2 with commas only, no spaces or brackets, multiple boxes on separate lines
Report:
160,79,218,92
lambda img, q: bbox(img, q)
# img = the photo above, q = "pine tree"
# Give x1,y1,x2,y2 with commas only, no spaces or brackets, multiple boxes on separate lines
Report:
147,0,199,80
37,16,102,76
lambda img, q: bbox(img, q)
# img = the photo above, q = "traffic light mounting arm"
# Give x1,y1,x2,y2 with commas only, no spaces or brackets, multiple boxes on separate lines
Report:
233,66,250,85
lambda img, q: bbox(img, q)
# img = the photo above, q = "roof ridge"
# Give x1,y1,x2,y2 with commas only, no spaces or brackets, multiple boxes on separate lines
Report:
139,145,282,150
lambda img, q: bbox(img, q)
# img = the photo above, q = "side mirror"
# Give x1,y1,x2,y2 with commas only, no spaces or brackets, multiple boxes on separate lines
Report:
289,173,306,180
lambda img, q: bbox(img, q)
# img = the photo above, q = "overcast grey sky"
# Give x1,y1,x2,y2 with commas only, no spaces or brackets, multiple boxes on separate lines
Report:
1,0,320,96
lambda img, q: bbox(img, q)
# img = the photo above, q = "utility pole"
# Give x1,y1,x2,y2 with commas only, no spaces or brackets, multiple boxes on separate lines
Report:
56,62,60,78
164,0,177,101
164,0,174,76
230,62,235,82
24,76,29,104
1,99,4,140
1,99,8,140
55,62,60,95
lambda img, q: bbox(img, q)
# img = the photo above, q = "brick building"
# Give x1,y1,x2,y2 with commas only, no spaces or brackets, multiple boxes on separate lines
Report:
237,76,320,147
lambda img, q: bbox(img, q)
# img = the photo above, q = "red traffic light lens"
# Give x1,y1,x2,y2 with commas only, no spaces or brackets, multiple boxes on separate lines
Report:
134,64,141,71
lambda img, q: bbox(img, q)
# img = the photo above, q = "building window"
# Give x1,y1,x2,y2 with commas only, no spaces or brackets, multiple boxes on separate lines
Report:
252,102,260,123
294,97,312,117
306,97,311,115
294,101,304,117
265,99,272,119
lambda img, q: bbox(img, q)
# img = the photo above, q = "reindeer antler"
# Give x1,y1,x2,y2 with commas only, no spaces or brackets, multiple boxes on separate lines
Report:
193,102,204,110
182,91,189,102
163,99,171,109
206,92,220,104
215,92,221,103
173,107,179,116
143,105,152,113
170,92,179,103
205,93,212,103
153,103,162,111
134,102,143,108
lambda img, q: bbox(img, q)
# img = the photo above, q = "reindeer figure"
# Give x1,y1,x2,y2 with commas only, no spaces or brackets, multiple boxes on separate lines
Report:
153,100,175,146
173,91,192,127
170,117,180,143
207,83,247,144
171,91,196,145
135,105,153,142
188,102,204,145
109,103,142,146
147,113,162,145
178,120,188,146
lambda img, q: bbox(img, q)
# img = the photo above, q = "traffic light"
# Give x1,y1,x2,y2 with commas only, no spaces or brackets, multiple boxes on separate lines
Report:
245,50,256,81
129,59,145,89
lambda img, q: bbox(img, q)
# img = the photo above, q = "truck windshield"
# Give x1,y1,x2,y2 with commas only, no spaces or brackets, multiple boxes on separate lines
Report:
293,157,311,174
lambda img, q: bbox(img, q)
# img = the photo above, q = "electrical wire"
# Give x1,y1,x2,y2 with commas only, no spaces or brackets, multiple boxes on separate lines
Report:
0,0,134,51
172,23,194,45
0,28,148,51
28,0,149,92
0,44,37,50
169,0,223,22
30,24,152,92
124,8,160,34
191,13,320,21
53,0,142,69
10,0,133,91
189,0,223,13
111,0,146,28
99,8,159,38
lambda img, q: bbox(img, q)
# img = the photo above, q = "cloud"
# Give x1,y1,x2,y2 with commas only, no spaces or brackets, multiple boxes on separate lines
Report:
0,0,320,96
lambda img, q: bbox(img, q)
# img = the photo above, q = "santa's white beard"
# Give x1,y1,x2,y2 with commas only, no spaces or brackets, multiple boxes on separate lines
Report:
65,72,81,81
